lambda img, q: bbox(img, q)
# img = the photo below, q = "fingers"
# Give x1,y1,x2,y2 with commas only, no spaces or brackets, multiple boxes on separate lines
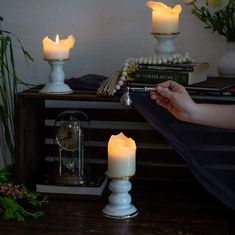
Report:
155,80,172,89
149,80,176,111
157,85,170,93
154,96,171,110
156,86,172,101
150,80,184,111
150,87,171,102
150,89,171,110
156,80,184,92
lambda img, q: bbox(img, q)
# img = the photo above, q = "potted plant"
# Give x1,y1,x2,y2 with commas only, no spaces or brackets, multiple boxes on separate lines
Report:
0,16,47,222
184,0,235,77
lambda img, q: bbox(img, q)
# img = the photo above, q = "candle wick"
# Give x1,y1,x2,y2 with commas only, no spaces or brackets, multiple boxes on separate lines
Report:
55,34,59,44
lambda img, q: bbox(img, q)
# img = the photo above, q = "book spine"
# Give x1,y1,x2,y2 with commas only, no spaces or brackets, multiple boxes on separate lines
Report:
138,64,194,72
187,89,235,97
126,81,156,87
126,69,190,86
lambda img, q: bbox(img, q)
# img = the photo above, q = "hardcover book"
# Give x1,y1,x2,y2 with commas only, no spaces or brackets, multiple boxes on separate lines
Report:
138,62,209,72
186,77,235,96
124,77,235,97
36,176,107,196
126,64,209,86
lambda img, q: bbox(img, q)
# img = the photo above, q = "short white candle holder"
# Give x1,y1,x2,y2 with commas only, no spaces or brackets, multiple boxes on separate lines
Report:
40,59,73,94
152,33,179,57
102,173,138,219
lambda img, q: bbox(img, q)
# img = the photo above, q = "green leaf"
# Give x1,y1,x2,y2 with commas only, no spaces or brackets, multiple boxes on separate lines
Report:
0,196,46,222
22,185,48,206
0,16,44,224
186,1,235,40
0,165,14,183
0,17,34,165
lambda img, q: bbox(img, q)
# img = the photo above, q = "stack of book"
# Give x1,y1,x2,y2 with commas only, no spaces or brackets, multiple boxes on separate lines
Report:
36,176,107,196
185,76,235,97
125,62,209,86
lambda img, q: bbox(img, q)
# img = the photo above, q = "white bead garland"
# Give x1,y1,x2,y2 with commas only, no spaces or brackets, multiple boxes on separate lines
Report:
113,53,193,94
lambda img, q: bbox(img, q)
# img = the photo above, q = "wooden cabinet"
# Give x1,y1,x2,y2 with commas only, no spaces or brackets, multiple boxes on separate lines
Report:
15,85,203,186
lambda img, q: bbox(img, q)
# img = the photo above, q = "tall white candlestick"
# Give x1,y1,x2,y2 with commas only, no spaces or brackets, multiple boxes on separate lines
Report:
108,132,136,178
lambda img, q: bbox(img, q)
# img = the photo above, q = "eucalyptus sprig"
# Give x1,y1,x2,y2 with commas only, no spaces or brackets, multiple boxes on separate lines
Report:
0,195,46,222
0,164,13,183
184,0,235,41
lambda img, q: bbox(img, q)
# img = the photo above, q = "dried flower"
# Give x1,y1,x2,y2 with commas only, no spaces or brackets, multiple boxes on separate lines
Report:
184,0,235,41
0,184,24,199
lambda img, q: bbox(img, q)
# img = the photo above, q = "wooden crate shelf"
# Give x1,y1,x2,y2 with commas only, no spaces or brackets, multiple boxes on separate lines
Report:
15,85,191,186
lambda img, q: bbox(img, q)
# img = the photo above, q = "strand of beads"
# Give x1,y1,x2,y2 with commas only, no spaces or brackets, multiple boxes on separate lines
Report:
113,53,193,94
138,52,192,65
114,58,138,94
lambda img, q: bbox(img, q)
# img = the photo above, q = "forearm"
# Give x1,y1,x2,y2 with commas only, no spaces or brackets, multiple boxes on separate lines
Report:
189,103,235,129
151,81,235,129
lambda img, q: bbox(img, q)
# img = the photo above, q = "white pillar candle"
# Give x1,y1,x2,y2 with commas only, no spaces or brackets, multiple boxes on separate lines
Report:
146,1,182,34
107,132,136,178
42,34,75,60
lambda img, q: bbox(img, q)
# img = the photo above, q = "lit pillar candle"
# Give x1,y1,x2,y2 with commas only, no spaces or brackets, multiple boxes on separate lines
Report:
146,1,182,34
107,132,136,178
42,34,75,60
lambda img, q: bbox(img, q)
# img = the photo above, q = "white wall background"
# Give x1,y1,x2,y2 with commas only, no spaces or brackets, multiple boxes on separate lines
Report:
0,0,226,85
0,0,227,167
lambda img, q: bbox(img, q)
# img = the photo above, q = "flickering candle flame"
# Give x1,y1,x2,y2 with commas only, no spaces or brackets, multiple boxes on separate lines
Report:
107,132,136,178
42,34,75,60
146,1,182,34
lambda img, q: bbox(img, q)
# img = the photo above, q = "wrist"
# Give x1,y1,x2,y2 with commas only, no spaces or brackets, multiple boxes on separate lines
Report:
187,103,203,124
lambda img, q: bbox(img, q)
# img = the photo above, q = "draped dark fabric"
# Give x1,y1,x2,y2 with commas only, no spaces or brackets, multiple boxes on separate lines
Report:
66,74,235,210
131,93,235,210
65,74,107,91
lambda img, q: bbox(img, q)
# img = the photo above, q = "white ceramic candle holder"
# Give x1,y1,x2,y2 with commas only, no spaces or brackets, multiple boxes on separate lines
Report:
103,173,138,219
152,33,178,57
40,59,73,94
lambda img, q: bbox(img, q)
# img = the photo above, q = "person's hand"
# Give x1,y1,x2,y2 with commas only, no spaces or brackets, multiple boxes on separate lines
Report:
149,80,197,122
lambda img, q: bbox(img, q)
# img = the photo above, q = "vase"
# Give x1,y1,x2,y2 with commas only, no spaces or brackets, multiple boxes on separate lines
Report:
218,42,235,78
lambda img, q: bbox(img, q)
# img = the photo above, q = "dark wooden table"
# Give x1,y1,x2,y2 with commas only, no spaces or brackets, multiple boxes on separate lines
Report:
1,179,235,235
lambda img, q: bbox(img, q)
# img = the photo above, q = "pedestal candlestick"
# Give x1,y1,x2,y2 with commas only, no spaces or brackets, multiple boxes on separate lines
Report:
152,33,178,57
40,59,73,94
103,174,138,219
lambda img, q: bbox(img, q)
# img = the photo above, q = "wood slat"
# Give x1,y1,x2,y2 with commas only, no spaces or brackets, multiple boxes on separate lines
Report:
43,107,147,122
44,145,181,163
43,126,167,142
89,163,193,180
